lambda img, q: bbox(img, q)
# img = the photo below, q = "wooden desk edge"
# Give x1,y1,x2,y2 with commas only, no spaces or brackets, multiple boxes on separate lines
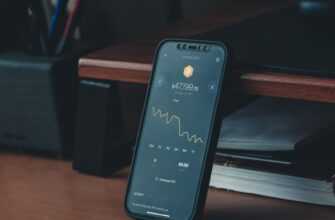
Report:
79,58,151,84
242,73,335,103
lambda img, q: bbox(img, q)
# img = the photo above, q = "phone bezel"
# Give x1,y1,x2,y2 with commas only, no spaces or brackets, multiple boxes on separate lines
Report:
124,39,229,220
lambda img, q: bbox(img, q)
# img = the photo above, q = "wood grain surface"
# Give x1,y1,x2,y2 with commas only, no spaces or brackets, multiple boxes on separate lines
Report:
0,152,334,220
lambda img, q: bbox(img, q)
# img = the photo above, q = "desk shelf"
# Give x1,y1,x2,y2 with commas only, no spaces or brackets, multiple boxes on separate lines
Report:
79,43,335,103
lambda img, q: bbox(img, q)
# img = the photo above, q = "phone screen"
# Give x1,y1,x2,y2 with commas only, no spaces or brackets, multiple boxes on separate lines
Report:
126,41,226,220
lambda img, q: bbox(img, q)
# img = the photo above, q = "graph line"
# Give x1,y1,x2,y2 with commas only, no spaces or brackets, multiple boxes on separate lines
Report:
152,107,204,144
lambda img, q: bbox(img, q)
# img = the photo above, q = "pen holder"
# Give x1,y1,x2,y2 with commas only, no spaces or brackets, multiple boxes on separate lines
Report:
0,52,77,158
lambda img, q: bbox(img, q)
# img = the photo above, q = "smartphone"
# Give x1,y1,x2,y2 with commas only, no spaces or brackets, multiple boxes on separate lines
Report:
125,39,229,220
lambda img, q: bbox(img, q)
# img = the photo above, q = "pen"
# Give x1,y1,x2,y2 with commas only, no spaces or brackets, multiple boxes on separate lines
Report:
48,0,69,55
55,0,81,55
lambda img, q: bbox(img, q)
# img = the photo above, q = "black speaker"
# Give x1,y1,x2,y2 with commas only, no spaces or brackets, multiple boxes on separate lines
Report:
0,52,77,157
73,79,132,177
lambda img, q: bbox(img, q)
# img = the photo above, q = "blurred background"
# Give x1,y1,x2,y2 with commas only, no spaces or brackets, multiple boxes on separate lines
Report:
0,0,290,53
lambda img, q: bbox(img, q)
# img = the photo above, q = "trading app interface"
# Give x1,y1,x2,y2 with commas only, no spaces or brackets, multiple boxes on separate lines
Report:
127,42,225,220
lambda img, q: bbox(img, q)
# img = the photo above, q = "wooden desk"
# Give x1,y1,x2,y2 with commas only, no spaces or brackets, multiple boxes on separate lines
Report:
1,153,334,220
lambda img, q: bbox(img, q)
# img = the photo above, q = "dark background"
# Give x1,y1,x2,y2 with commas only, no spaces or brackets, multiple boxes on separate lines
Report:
0,0,272,53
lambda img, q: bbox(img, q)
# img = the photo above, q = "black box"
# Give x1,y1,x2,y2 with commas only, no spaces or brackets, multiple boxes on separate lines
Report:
0,52,77,157
73,79,132,176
